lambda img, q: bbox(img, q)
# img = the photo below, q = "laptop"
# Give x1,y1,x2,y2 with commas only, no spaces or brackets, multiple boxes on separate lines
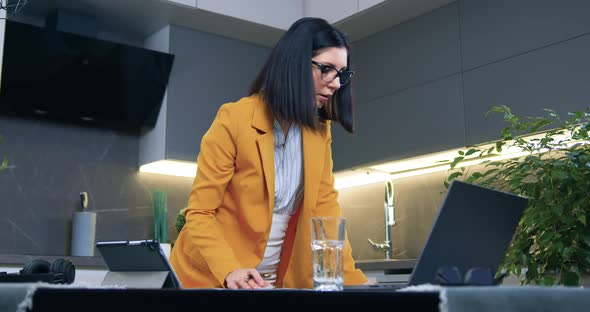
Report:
345,180,528,291
96,240,182,289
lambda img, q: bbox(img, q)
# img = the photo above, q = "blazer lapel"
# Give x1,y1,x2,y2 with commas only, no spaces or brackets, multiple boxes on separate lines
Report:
251,95,328,220
302,127,326,216
252,97,275,219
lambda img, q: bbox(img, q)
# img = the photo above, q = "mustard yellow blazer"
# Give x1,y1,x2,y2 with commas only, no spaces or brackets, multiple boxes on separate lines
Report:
170,94,367,288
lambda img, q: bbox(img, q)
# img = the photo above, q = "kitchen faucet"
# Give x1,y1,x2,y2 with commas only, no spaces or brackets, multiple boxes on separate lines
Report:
368,180,395,259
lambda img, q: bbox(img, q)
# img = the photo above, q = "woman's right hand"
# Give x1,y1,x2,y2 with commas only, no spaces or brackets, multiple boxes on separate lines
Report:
225,268,270,289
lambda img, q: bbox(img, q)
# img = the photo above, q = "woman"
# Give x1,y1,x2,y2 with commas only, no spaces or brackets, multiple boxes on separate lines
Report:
170,17,368,289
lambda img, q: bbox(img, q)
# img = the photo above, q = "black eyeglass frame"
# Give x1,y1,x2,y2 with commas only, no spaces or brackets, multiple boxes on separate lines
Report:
311,60,355,85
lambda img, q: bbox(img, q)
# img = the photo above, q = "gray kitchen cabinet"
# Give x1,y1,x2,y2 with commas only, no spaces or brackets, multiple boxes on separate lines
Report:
460,0,590,71
460,0,590,145
140,25,270,165
331,3,462,171
332,74,465,171
165,26,269,161
352,3,461,106
463,33,590,146
332,0,590,171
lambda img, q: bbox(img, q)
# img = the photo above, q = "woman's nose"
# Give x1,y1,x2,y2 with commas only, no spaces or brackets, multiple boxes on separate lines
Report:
328,77,341,89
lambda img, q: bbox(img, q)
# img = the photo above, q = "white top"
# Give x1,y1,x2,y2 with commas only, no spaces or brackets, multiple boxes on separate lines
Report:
272,119,304,216
256,119,304,286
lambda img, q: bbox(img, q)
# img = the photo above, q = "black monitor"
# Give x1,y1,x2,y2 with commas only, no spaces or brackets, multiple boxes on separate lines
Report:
0,20,175,133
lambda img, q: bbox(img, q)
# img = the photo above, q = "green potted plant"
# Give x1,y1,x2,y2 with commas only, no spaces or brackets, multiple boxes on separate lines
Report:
175,207,188,235
444,105,590,286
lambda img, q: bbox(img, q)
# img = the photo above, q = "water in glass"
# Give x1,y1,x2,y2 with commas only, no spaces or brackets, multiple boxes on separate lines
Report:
311,239,344,291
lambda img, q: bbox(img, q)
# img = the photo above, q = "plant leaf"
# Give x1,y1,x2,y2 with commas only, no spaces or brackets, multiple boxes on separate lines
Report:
550,205,563,216
530,119,553,132
441,105,590,286
464,148,479,157
446,171,463,182
578,214,587,226
450,156,465,169
551,169,568,180
561,271,579,286
540,275,556,286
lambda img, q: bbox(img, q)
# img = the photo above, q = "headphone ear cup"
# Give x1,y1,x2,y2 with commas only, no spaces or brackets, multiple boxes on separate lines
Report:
20,259,51,275
50,258,76,284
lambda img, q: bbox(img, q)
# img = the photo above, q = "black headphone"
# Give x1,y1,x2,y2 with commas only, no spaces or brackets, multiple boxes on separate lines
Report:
18,258,76,284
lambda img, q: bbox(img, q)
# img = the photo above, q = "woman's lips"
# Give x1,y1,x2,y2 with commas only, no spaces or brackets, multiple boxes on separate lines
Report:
318,94,329,102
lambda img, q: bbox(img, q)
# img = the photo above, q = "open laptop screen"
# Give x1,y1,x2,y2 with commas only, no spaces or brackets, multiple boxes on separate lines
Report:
344,180,528,292
408,180,528,286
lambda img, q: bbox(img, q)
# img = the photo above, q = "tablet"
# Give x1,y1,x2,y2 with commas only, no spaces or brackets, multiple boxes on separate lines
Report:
96,240,182,289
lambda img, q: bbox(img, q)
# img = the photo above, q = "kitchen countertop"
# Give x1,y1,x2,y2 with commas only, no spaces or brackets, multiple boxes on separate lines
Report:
0,254,106,268
354,259,417,272
3,255,416,272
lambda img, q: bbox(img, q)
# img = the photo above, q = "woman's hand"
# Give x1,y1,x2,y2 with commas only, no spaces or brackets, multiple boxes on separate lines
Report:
225,268,270,289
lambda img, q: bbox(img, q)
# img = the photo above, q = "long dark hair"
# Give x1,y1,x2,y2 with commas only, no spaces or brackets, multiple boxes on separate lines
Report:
249,17,354,133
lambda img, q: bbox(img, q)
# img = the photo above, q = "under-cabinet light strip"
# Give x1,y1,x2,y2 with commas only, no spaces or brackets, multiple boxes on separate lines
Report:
138,130,588,190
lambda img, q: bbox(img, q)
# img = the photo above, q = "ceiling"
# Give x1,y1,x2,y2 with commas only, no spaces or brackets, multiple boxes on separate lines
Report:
8,0,455,47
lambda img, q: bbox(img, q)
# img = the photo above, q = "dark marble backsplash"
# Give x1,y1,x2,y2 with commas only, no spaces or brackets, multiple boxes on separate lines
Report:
339,171,449,261
0,115,448,260
0,116,193,256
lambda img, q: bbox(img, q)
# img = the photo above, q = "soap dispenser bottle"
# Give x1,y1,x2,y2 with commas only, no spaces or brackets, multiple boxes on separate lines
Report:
70,191,97,256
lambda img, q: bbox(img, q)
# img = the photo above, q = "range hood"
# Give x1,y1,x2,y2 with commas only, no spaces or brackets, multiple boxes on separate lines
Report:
0,19,175,134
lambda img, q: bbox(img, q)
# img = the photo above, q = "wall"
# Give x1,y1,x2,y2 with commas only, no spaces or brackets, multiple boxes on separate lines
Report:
0,115,193,255
2,0,590,262
0,111,439,260
0,21,269,256
339,170,449,260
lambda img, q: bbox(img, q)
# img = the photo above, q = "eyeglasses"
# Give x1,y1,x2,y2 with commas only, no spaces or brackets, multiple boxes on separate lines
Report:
311,61,354,86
